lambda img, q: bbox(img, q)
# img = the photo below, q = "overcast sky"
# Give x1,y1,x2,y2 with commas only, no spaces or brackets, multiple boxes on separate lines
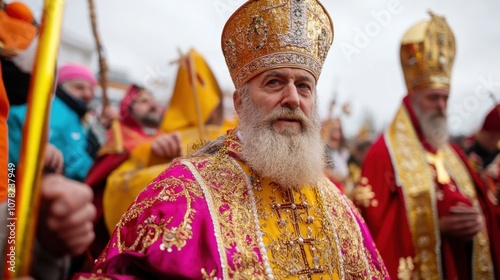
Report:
23,0,500,137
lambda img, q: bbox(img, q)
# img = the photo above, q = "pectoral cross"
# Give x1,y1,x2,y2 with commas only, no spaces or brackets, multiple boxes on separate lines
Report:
426,150,451,184
270,187,324,276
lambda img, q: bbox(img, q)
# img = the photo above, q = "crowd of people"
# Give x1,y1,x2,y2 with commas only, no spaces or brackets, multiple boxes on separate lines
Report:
1,0,499,279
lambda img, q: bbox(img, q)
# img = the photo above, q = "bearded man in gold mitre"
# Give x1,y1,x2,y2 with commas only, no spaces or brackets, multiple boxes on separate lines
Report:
353,11,496,280
75,0,389,278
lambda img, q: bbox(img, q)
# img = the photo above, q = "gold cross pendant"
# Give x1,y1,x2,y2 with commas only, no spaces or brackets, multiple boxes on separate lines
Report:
426,150,451,184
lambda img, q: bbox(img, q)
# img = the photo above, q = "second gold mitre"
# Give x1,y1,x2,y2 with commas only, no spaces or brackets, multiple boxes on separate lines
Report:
222,0,334,89
400,11,456,93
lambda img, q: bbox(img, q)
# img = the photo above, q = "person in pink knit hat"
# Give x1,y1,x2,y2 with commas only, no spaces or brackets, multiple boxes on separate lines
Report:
58,63,97,84
8,62,117,181
57,63,119,157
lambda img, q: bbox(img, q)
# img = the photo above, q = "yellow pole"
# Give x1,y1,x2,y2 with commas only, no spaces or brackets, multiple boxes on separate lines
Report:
187,50,206,141
4,0,65,277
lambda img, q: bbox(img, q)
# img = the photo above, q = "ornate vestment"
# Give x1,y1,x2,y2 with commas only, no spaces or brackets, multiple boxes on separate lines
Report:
76,130,388,279
355,97,494,280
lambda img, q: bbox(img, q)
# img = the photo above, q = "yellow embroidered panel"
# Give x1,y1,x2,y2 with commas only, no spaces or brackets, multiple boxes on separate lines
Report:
386,105,441,280
250,176,342,279
239,160,382,279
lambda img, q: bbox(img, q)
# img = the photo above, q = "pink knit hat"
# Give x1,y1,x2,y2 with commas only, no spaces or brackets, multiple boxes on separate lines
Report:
57,63,97,86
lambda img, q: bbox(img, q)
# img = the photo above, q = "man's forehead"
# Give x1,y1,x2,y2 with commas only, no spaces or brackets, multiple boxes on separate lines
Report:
415,87,450,97
134,90,153,99
259,68,316,82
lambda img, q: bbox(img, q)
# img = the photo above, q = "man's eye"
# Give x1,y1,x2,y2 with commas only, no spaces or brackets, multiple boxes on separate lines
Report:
267,79,279,85
297,83,311,90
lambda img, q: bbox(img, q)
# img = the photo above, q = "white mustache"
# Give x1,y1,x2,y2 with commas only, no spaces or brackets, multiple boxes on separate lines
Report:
262,107,315,132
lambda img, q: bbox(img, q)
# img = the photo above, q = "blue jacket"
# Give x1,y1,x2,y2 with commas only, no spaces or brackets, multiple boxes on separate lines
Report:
8,96,93,181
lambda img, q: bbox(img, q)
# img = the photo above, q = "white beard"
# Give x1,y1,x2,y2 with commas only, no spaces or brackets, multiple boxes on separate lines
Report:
413,104,449,149
238,95,326,190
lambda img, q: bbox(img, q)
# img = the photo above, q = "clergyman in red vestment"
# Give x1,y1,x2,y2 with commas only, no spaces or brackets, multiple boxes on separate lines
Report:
353,12,495,280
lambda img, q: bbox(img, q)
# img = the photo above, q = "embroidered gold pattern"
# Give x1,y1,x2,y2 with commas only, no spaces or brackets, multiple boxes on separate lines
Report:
186,130,389,279
363,222,390,279
95,243,108,264
386,105,494,279
221,0,334,88
352,177,378,208
114,167,202,254
105,129,388,279
400,12,455,92
228,131,387,279
188,144,267,278
77,275,112,280
277,0,312,50
201,268,220,280
386,106,444,279
320,178,390,279
397,257,415,280
246,16,268,51
253,179,340,278
183,159,231,279
234,52,321,89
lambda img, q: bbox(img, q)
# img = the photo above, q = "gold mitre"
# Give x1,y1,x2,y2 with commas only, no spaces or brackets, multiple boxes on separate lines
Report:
400,11,456,93
221,0,334,89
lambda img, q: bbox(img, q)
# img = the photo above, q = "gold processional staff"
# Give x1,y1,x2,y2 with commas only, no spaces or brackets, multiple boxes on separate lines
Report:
4,0,65,278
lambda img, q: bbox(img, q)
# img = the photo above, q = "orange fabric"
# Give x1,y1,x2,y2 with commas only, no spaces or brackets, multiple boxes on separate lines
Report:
0,62,9,201
0,10,37,56
5,2,35,23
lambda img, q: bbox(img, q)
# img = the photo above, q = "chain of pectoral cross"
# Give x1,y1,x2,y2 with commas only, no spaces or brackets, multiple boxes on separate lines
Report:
270,185,324,277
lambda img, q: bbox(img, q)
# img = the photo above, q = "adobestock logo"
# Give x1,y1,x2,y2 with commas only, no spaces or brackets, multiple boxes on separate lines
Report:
212,0,246,20
142,64,171,92
448,75,500,131
341,0,404,63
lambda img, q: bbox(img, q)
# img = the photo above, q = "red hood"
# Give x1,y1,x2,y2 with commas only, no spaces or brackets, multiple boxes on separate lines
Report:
120,84,143,130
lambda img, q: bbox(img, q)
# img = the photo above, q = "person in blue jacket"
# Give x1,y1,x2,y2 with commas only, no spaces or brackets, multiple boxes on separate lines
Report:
8,63,114,181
